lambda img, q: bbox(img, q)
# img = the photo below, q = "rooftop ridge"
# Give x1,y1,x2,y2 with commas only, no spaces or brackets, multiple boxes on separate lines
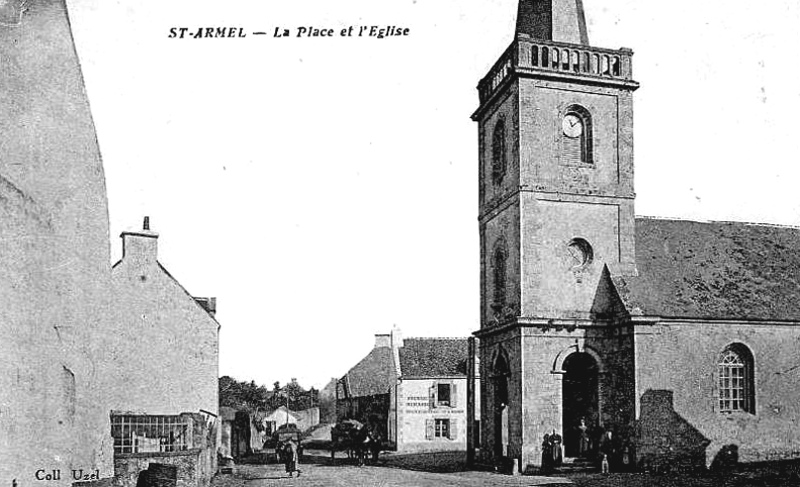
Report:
636,215,800,231
404,336,470,341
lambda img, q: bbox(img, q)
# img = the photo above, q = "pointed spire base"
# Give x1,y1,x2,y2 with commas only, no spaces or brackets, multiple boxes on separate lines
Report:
516,0,589,46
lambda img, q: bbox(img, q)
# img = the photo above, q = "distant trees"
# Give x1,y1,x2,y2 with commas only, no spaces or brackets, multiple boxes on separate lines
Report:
219,376,319,412
219,376,271,412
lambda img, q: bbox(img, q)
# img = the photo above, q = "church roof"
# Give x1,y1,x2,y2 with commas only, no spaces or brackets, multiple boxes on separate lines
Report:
614,218,800,321
398,338,469,378
340,346,395,398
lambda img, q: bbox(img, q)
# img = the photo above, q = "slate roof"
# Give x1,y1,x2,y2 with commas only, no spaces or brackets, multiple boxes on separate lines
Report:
398,338,469,378
340,346,395,398
613,217,800,321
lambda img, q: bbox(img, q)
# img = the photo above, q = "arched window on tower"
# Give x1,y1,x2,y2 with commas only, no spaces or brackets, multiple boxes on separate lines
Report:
491,119,507,185
561,105,593,165
492,244,507,313
718,344,755,414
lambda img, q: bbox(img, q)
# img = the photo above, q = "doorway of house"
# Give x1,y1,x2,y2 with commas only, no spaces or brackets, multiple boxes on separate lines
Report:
562,352,599,458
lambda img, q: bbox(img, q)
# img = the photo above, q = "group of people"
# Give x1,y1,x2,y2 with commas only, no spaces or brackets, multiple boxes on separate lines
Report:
540,418,634,473
576,418,634,472
541,431,564,471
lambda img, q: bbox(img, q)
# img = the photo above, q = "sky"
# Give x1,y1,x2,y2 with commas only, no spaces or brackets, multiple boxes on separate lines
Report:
66,0,800,390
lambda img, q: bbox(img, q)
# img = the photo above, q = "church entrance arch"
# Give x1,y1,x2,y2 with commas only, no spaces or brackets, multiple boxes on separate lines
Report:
562,352,599,458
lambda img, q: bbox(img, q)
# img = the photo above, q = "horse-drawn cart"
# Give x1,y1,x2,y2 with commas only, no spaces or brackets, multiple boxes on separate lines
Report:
330,419,383,466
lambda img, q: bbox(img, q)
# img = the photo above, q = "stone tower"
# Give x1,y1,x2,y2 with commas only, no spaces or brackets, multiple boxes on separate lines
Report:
473,0,639,472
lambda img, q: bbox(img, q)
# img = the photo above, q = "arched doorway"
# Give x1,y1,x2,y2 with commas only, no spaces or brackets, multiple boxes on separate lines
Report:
562,352,599,458
492,351,510,460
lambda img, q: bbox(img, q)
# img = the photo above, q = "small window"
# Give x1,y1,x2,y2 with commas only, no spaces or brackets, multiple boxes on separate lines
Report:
718,344,755,414
567,238,594,269
434,419,450,438
491,120,507,185
492,245,507,311
437,383,452,407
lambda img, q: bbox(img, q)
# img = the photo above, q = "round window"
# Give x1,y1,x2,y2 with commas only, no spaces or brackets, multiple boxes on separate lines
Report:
567,238,594,268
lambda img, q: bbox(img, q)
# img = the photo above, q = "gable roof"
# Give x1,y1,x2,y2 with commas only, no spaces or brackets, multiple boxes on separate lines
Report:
158,262,220,325
613,217,800,321
340,346,395,398
398,338,469,378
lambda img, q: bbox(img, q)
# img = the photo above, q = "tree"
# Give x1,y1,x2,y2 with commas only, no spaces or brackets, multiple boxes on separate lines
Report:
219,376,320,412
219,375,271,412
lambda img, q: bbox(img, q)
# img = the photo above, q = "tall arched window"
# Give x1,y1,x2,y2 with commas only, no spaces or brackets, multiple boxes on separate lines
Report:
561,104,593,165
491,120,506,185
718,344,755,414
492,245,507,311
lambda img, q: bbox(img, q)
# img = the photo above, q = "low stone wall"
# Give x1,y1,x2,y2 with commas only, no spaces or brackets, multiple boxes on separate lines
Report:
112,413,218,487
113,450,202,487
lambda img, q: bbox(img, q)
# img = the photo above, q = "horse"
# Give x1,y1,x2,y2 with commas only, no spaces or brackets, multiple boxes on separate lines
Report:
330,420,382,466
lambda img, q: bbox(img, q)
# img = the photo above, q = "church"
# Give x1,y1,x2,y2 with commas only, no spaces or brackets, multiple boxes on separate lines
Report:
473,0,800,474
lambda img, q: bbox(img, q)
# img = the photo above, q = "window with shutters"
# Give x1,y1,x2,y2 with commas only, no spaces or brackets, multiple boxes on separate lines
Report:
430,381,458,408
425,418,458,441
434,419,450,438
437,383,451,407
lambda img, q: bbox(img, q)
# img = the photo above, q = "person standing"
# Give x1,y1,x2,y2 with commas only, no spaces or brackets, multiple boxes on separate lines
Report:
284,438,302,477
541,433,552,473
551,430,563,467
578,418,590,457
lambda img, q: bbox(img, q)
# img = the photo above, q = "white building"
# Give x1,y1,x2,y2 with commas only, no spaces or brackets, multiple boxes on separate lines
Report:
338,328,480,453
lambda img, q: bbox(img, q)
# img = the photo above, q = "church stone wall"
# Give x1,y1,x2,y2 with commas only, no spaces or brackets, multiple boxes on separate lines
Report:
519,196,621,319
479,85,519,210
517,325,635,471
481,202,521,325
518,79,634,197
634,321,800,469
478,329,522,464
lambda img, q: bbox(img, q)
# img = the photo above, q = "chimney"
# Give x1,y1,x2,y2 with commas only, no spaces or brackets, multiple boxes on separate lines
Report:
120,216,159,265
390,325,403,377
390,325,403,349
374,333,391,348
194,297,217,316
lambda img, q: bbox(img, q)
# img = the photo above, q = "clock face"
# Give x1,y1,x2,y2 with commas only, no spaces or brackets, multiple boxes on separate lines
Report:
562,114,583,138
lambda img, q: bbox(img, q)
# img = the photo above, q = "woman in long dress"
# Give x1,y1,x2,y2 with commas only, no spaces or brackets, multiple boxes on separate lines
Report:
284,439,302,477
578,418,590,457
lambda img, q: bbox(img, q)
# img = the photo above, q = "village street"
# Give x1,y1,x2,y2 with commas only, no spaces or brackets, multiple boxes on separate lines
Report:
212,462,570,487
211,451,800,487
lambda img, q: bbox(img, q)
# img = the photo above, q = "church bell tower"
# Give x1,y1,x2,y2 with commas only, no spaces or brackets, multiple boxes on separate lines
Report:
473,0,640,472
474,0,639,326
